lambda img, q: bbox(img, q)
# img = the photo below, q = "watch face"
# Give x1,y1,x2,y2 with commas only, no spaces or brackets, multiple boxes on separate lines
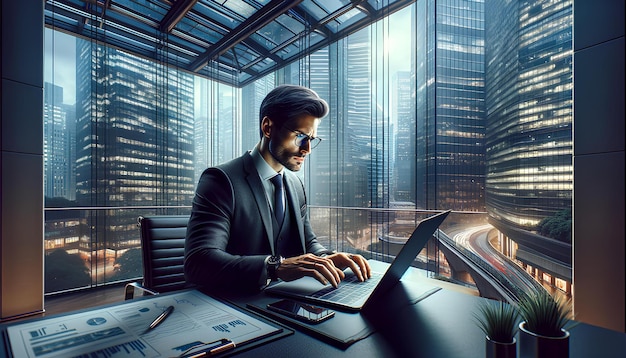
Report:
267,255,282,281
269,255,282,265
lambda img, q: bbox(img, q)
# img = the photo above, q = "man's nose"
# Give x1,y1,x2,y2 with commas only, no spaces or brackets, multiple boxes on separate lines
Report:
299,139,312,153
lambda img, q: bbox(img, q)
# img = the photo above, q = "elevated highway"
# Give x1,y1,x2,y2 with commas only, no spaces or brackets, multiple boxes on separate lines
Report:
435,227,545,304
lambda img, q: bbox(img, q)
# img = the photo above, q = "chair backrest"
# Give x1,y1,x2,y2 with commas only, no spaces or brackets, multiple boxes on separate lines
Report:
139,215,191,294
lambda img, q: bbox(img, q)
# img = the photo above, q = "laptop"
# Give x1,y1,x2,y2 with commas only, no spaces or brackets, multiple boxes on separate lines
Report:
265,210,451,312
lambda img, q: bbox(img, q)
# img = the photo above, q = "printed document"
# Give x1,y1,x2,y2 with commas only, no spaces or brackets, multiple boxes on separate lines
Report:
6,290,282,357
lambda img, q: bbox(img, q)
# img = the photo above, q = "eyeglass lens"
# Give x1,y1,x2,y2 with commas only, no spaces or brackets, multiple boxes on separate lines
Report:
295,133,321,149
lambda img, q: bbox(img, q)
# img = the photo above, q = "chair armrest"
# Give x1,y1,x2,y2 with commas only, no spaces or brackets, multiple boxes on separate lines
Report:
124,282,160,300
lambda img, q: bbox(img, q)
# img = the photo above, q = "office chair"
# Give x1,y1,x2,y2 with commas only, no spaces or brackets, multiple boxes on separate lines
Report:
124,215,193,300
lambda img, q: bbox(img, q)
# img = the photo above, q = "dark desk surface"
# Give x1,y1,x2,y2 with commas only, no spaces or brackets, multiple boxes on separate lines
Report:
220,261,626,358
227,288,626,358
2,263,625,358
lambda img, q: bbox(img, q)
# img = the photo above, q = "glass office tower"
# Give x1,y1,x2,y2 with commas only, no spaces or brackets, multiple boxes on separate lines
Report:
414,0,487,212
394,70,415,203
194,79,211,183
44,82,73,200
272,27,389,249
295,29,375,242
341,29,374,214
485,0,573,291
193,79,238,184
340,29,380,237
302,47,332,208
74,40,195,283
241,76,275,153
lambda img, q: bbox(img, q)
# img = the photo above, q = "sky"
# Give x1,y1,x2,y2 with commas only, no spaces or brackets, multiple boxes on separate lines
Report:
45,29,77,105
44,5,413,107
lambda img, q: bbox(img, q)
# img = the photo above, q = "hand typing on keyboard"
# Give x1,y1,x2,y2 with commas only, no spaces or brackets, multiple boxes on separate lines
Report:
276,252,371,288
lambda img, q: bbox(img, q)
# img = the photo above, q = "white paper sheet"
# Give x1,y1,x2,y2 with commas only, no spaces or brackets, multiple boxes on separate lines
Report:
7,290,281,357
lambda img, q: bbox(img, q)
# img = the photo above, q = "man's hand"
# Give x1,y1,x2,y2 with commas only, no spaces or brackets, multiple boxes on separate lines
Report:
325,252,371,282
275,252,371,287
277,253,344,287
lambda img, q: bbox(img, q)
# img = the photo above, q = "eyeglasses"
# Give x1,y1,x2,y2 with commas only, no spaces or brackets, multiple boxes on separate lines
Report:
282,126,323,149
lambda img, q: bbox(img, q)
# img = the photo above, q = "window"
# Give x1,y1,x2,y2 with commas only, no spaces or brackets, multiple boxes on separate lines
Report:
44,1,573,306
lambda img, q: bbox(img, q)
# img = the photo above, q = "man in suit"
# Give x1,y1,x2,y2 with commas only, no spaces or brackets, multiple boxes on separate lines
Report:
185,84,371,293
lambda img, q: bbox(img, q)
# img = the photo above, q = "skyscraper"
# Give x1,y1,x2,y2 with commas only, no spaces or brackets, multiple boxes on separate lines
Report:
485,0,573,290
486,0,573,227
194,79,211,183
414,0,487,212
394,70,415,203
194,80,238,183
74,40,195,277
241,75,275,153
303,47,332,207
44,82,72,200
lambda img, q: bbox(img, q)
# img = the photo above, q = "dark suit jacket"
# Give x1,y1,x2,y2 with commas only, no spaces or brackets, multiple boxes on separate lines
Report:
184,151,330,292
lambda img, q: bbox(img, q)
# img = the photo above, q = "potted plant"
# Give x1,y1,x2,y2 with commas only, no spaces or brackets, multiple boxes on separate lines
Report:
474,299,520,358
517,289,572,358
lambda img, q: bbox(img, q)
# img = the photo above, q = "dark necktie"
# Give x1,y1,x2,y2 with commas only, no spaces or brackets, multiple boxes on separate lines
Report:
270,174,285,224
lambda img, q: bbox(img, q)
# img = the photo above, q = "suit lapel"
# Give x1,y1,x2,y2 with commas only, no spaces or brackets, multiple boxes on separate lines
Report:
242,153,276,255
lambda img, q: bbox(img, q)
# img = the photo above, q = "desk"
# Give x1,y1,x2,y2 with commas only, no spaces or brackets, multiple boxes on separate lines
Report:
2,262,625,358
223,262,626,358
228,289,626,358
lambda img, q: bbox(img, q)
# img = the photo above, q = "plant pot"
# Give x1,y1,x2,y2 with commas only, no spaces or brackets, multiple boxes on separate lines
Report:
518,321,569,358
486,336,516,358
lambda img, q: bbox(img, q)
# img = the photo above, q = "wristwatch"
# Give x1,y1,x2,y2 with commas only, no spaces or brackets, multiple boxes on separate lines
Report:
266,255,284,281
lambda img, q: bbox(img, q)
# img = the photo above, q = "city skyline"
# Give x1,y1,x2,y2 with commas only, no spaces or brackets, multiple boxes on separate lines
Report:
42,0,573,298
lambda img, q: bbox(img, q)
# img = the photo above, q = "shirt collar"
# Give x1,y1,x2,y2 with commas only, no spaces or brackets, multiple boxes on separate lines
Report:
250,146,283,181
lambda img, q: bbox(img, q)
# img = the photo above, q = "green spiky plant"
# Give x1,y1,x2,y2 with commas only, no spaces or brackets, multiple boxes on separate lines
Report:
517,289,572,337
474,300,520,343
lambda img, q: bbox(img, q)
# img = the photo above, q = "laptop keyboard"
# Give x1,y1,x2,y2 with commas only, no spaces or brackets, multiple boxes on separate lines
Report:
309,271,383,306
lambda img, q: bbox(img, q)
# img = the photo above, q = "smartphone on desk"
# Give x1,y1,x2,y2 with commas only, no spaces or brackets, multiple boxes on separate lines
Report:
267,299,335,324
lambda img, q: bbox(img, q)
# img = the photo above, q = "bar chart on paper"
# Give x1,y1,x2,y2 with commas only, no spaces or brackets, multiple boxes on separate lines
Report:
68,340,150,358
6,290,283,357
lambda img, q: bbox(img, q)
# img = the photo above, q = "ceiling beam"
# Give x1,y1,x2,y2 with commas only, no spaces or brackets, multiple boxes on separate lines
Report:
160,0,198,33
189,0,303,72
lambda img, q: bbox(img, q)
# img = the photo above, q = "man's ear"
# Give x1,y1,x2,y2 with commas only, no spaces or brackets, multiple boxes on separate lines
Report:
261,116,272,138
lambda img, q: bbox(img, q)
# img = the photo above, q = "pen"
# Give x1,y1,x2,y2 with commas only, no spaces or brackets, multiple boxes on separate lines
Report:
147,305,174,331
183,338,236,358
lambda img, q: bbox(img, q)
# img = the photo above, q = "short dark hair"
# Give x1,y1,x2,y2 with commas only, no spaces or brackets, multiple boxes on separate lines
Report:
259,84,329,135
